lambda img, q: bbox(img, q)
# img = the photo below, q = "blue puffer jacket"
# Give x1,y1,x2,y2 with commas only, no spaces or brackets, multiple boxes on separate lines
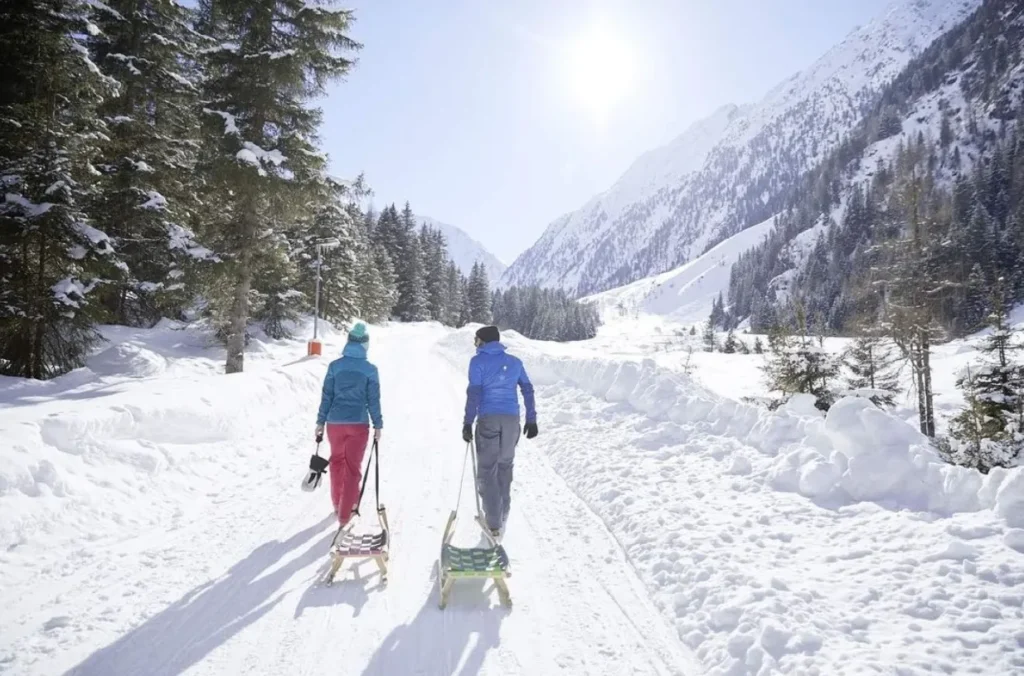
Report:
316,341,382,428
463,342,536,425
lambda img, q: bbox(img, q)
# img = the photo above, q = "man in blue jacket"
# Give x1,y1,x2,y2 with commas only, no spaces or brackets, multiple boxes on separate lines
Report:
462,325,537,541
315,322,382,529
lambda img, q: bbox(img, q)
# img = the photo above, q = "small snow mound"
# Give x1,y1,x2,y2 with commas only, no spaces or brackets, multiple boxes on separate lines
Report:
43,616,72,631
825,397,935,504
923,540,979,562
994,470,1024,528
88,342,167,378
1004,529,1024,554
726,456,752,476
780,393,822,418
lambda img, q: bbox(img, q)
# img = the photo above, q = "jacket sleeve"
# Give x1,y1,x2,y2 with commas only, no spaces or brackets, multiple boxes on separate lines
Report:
463,358,483,426
367,366,383,429
316,365,334,426
518,361,536,423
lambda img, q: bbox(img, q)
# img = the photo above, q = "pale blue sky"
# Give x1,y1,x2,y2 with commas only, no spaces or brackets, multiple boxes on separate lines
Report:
319,0,892,263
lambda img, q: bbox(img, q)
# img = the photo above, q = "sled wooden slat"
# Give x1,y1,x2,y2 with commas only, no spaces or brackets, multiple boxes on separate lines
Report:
441,544,509,578
323,506,390,586
437,510,512,609
333,530,388,556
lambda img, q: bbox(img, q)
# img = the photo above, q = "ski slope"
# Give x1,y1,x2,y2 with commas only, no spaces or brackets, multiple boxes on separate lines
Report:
3,319,1024,675
0,321,697,676
583,216,775,325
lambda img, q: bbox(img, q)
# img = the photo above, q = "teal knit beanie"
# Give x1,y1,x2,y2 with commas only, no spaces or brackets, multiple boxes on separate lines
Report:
348,322,369,343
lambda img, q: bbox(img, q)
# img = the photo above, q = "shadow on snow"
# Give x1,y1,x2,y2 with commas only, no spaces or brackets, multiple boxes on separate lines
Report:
359,560,509,676
64,515,336,676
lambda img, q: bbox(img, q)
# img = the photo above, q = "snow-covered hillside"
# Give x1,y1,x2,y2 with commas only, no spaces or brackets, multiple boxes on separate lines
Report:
3,315,1023,675
417,214,506,282
583,215,775,324
501,0,980,297
733,0,1024,326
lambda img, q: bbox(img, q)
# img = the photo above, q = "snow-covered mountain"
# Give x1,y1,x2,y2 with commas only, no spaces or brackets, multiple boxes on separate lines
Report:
727,0,1024,332
501,0,980,297
582,215,776,325
416,215,506,282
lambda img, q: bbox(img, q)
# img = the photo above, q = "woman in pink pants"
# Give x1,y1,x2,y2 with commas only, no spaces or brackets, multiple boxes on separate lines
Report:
314,322,383,528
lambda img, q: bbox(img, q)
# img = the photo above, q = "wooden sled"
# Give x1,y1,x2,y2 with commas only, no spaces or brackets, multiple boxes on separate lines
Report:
323,440,389,586
437,444,512,609
324,505,390,586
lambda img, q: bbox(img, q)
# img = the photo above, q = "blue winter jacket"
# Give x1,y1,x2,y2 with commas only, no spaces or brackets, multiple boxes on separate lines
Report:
463,342,536,426
316,342,383,428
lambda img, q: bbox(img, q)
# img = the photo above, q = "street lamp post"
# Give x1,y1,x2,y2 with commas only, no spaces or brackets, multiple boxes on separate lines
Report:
308,237,340,356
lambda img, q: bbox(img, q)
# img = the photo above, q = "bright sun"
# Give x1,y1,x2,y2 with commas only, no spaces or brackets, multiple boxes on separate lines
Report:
562,18,637,125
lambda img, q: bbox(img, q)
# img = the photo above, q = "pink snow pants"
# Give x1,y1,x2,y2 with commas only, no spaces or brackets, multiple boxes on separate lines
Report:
326,423,369,525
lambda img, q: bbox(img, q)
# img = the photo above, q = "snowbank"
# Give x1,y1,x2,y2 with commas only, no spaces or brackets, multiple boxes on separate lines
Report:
0,321,335,565
440,327,1019,522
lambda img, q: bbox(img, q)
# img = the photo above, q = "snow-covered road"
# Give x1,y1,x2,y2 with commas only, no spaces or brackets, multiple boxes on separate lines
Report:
1,323,698,676
4,319,1024,675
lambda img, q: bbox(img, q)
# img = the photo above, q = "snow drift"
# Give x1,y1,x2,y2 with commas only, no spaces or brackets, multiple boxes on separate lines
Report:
0,322,337,561
440,327,1021,522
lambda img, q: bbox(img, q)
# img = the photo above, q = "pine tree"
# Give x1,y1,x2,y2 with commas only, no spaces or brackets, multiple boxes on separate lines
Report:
0,1,121,378
875,167,943,437
194,0,359,373
842,335,901,407
723,328,739,353
251,231,301,339
702,321,716,352
392,203,428,321
420,225,447,322
361,245,397,323
689,325,696,336
468,261,492,324
947,289,1024,471
754,336,764,354
294,179,363,329
459,276,472,326
90,0,208,326
762,306,839,411
445,262,466,327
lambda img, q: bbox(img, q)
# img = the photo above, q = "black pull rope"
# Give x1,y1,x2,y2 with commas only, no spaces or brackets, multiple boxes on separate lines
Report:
353,439,379,516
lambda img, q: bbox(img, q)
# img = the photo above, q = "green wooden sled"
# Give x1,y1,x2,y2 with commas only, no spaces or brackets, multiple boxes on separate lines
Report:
436,444,512,609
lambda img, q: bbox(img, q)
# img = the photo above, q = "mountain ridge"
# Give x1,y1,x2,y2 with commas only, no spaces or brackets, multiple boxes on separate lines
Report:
414,214,507,283
500,0,981,297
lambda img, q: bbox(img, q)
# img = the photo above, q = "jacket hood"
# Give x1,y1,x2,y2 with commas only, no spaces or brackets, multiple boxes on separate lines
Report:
343,341,368,359
477,341,507,355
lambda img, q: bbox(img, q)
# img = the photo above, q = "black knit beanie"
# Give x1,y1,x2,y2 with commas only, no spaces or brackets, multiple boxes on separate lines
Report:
475,325,500,344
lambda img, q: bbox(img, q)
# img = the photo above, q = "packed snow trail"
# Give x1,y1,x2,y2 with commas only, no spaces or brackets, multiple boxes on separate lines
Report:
0,323,698,676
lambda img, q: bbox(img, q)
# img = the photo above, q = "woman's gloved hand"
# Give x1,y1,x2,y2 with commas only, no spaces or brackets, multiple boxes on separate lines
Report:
524,422,538,439
462,424,473,443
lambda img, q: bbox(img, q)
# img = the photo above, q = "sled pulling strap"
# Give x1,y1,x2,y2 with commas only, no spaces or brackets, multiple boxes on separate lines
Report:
354,439,380,516
451,441,485,524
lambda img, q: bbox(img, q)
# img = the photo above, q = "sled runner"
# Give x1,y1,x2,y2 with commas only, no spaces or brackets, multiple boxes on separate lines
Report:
437,442,512,609
323,440,390,586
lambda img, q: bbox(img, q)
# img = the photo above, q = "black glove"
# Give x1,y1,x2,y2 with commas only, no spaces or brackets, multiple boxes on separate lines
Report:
524,422,538,439
462,424,473,442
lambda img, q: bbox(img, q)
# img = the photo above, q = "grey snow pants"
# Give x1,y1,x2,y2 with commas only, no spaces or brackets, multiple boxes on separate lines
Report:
474,415,520,531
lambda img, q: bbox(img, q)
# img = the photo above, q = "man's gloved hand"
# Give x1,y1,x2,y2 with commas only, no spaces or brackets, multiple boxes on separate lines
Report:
524,422,538,439
462,424,473,443
315,424,324,443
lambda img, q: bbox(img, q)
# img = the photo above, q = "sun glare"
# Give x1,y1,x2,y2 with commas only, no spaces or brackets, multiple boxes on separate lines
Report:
562,18,637,126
